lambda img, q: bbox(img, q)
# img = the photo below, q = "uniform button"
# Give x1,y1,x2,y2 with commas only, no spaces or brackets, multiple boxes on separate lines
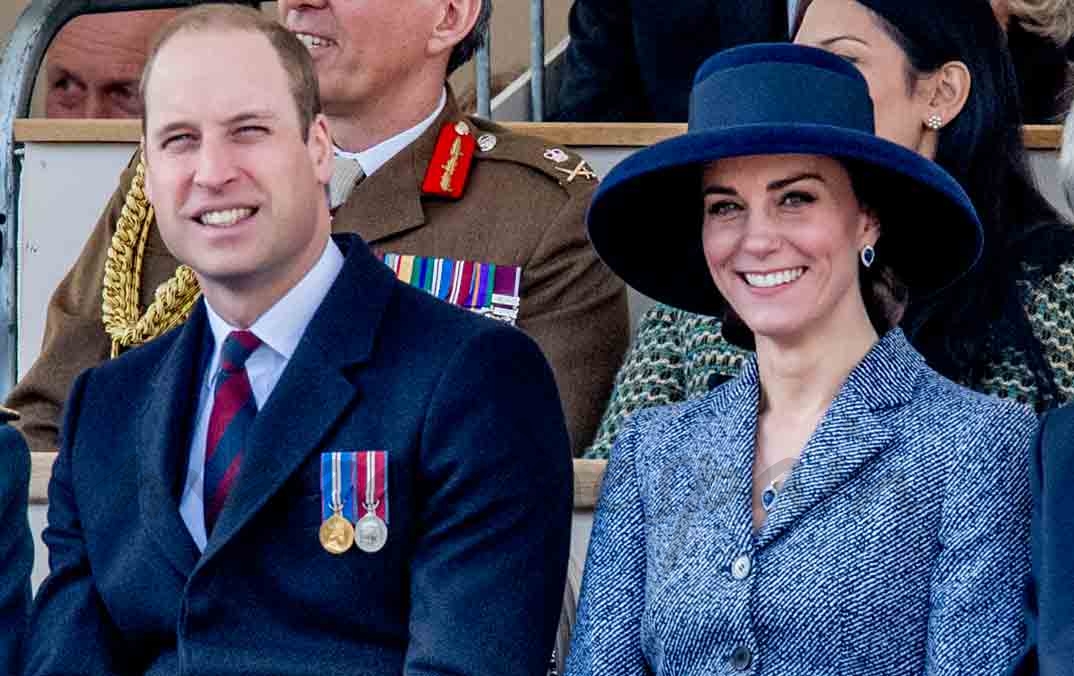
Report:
731,554,752,580
731,645,752,671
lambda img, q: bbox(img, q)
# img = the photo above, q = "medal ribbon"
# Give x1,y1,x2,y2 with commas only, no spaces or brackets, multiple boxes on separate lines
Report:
320,452,356,521
355,451,388,522
380,253,521,324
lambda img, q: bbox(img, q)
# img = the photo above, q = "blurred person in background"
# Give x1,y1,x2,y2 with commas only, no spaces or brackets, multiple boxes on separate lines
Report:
553,1,788,121
993,0,1074,123
44,10,181,119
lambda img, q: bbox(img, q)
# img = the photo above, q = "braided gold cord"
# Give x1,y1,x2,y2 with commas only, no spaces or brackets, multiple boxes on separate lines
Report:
101,150,201,357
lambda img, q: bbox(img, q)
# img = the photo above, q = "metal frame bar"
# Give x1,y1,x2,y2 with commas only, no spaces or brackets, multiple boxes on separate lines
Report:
0,0,258,394
529,0,545,121
476,38,492,119
474,0,548,121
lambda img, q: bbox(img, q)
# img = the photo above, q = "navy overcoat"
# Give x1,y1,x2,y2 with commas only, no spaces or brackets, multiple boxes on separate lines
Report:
0,425,31,674
23,234,573,676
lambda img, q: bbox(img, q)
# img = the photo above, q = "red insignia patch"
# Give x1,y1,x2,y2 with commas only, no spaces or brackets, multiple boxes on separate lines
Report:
422,121,477,199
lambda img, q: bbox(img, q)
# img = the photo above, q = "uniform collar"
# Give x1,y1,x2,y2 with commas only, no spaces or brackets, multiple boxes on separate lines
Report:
333,87,447,178
329,89,465,245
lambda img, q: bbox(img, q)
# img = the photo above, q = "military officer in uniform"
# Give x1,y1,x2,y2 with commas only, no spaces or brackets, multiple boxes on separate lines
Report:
6,0,629,457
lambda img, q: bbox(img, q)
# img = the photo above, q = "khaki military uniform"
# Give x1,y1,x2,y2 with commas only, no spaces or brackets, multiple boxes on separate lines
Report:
8,95,629,455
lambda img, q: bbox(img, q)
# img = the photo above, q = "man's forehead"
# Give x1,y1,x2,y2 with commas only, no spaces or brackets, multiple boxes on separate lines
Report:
50,11,177,66
49,29,151,76
147,30,289,102
144,33,298,131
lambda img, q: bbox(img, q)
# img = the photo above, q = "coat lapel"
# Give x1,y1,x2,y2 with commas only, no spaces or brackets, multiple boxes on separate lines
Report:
199,235,395,564
754,329,924,549
702,358,763,550
135,305,211,578
331,94,462,245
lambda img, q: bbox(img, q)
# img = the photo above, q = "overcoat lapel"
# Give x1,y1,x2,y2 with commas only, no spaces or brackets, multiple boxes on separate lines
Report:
135,304,211,578
331,96,461,245
199,235,395,564
755,330,923,549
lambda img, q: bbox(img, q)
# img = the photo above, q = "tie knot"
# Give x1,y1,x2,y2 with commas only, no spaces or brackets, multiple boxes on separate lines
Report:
220,330,261,374
329,155,365,210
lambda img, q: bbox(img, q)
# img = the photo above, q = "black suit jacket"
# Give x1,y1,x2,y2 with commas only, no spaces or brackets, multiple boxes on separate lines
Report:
23,234,573,675
554,0,788,121
0,425,31,674
1011,405,1074,676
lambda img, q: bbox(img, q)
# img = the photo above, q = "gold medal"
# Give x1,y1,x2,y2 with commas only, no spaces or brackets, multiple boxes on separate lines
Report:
355,512,388,553
320,513,355,555
319,452,353,555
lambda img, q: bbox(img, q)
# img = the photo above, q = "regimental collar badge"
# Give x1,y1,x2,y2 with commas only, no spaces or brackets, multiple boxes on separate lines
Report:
477,133,498,152
422,120,476,200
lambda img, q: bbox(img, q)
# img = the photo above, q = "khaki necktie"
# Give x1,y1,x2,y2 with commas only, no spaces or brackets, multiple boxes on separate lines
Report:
329,155,365,210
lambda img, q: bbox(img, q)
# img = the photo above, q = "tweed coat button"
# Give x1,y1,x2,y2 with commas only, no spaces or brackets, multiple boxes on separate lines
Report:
731,645,752,671
731,554,752,580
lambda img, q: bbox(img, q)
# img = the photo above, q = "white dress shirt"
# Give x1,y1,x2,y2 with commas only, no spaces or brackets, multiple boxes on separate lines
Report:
333,87,447,177
179,238,345,551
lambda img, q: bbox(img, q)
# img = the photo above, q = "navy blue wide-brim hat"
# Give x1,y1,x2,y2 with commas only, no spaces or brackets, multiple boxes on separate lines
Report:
586,43,984,317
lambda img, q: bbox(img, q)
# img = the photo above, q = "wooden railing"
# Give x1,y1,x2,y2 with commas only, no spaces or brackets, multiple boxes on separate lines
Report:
12,120,1067,150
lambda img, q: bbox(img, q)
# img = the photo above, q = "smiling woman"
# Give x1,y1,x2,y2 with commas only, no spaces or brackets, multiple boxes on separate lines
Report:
699,155,887,358
564,43,1038,676
588,0,1074,463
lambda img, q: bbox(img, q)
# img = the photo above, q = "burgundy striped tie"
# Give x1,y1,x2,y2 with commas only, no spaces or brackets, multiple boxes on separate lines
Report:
204,330,262,534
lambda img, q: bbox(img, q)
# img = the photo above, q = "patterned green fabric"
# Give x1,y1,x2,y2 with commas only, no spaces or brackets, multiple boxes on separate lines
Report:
584,261,1074,459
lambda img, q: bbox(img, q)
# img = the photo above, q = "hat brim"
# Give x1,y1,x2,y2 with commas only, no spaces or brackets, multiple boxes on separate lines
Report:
587,123,984,317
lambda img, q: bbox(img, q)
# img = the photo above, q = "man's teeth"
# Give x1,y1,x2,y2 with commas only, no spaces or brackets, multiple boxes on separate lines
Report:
200,208,253,226
295,33,333,50
744,267,805,288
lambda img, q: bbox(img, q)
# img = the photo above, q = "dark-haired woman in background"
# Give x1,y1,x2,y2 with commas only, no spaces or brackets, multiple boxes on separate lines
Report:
586,0,1074,459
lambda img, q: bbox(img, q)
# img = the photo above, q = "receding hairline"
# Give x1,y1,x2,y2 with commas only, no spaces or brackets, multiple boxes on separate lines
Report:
139,5,322,142
140,6,284,109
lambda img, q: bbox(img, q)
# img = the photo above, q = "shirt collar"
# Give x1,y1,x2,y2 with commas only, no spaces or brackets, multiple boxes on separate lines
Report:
333,87,447,177
204,237,345,372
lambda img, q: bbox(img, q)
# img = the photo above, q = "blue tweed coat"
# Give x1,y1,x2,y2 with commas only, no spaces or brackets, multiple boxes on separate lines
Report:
566,329,1037,676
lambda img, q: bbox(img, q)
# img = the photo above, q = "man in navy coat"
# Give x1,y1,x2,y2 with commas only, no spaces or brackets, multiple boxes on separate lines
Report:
1011,404,1074,676
22,6,572,675
0,419,31,674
